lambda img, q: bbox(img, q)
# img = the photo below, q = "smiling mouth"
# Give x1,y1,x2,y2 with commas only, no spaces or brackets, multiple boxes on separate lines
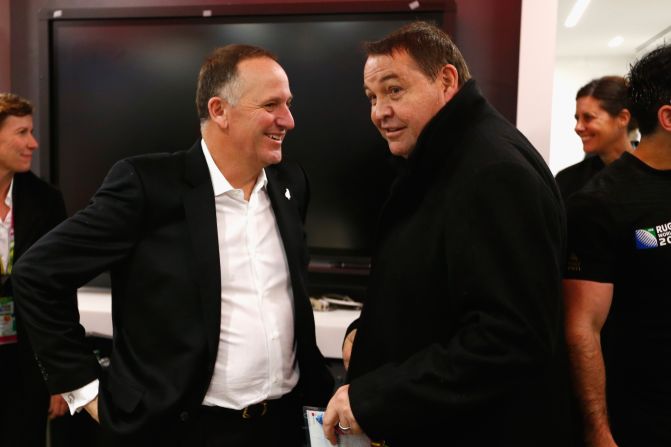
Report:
383,127,405,138
266,134,284,142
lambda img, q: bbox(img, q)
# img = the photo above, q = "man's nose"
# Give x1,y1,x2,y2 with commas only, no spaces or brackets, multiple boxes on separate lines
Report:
372,102,392,122
277,105,295,130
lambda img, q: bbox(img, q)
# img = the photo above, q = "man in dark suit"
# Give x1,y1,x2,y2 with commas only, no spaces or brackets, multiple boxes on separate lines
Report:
12,44,333,446
322,22,572,446
0,93,69,446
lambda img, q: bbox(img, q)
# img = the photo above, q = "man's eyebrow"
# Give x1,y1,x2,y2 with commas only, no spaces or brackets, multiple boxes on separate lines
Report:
379,73,399,83
260,95,293,103
364,73,400,91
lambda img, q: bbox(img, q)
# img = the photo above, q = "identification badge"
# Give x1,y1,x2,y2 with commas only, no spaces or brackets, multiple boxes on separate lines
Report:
0,296,17,345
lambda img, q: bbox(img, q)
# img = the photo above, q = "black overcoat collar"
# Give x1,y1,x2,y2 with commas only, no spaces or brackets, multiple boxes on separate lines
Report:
377,80,488,239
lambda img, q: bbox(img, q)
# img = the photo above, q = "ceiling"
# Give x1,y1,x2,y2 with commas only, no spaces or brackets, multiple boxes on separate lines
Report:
555,0,671,57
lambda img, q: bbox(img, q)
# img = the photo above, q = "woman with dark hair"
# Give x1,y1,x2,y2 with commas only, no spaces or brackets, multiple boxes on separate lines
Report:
0,93,69,446
555,75,635,200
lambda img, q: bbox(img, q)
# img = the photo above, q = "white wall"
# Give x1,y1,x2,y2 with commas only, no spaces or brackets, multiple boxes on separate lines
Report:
516,0,557,163
518,0,641,175
548,55,634,175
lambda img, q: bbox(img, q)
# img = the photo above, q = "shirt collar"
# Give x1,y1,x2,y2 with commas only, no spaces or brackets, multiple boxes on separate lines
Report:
5,178,13,209
201,139,267,197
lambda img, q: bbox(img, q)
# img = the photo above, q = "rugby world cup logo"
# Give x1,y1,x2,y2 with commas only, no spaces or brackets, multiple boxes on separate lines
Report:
635,228,658,249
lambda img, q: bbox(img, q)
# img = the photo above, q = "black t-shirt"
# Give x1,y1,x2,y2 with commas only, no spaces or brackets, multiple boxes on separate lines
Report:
565,152,671,446
555,154,605,201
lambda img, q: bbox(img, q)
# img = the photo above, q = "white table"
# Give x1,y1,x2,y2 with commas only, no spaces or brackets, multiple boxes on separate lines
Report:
77,287,359,359
77,288,114,338
312,309,359,359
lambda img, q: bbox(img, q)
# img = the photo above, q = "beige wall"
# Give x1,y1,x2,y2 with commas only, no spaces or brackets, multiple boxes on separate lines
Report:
0,0,9,92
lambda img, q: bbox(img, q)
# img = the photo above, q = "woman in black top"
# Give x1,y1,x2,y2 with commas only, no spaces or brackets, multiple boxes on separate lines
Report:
555,76,636,200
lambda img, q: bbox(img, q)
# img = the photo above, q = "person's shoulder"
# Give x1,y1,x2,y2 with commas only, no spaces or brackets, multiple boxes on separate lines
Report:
92,148,197,197
14,171,62,199
267,160,306,183
464,107,544,169
466,117,556,192
580,154,637,195
124,149,187,170
565,160,626,213
433,90,553,189
555,157,595,180
555,157,605,199
462,104,518,148
117,146,199,183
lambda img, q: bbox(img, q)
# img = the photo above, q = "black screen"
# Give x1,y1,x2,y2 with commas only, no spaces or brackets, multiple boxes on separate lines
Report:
50,12,443,272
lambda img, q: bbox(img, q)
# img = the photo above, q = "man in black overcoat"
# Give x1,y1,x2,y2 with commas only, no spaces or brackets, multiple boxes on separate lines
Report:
323,22,573,446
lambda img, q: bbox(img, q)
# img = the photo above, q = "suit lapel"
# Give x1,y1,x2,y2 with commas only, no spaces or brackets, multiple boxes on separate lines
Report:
265,167,313,338
12,173,38,259
182,144,221,361
265,168,302,281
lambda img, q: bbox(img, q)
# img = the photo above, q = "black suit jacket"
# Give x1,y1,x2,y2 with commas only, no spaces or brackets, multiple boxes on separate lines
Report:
12,171,68,263
11,170,69,375
2,171,67,446
12,143,333,436
347,81,574,446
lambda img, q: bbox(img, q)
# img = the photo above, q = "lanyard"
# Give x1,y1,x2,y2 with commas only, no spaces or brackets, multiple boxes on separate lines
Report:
0,211,14,277
0,210,15,345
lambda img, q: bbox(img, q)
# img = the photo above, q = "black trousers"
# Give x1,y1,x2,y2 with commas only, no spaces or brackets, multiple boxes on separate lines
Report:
0,342,50,447
100,390,306,447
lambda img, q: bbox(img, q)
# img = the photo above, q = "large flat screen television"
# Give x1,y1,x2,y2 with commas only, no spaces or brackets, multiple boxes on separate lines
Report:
45,4,447,298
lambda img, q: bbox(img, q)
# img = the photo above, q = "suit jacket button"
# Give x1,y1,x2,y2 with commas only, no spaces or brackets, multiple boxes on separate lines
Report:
179,411,189,422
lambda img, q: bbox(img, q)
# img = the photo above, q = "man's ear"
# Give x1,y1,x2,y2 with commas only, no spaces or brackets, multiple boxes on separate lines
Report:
208,96,229,129
439,64,460,102
658,104,671,132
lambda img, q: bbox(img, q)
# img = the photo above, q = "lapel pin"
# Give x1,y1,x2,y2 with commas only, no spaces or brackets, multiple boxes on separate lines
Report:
285,188,291,200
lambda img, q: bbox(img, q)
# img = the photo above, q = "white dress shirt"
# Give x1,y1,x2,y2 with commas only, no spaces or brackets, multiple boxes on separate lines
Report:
200,140,298,408
63,140,299,413
0,179,13,273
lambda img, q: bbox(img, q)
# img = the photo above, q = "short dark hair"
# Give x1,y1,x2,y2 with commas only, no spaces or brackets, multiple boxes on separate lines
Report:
627,44,671,136
364,21,471,86
576,76,637,132
195,44,278,122
0,93,33,129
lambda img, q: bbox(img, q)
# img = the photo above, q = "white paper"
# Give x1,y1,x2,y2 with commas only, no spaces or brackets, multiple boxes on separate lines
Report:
304,407,372,447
